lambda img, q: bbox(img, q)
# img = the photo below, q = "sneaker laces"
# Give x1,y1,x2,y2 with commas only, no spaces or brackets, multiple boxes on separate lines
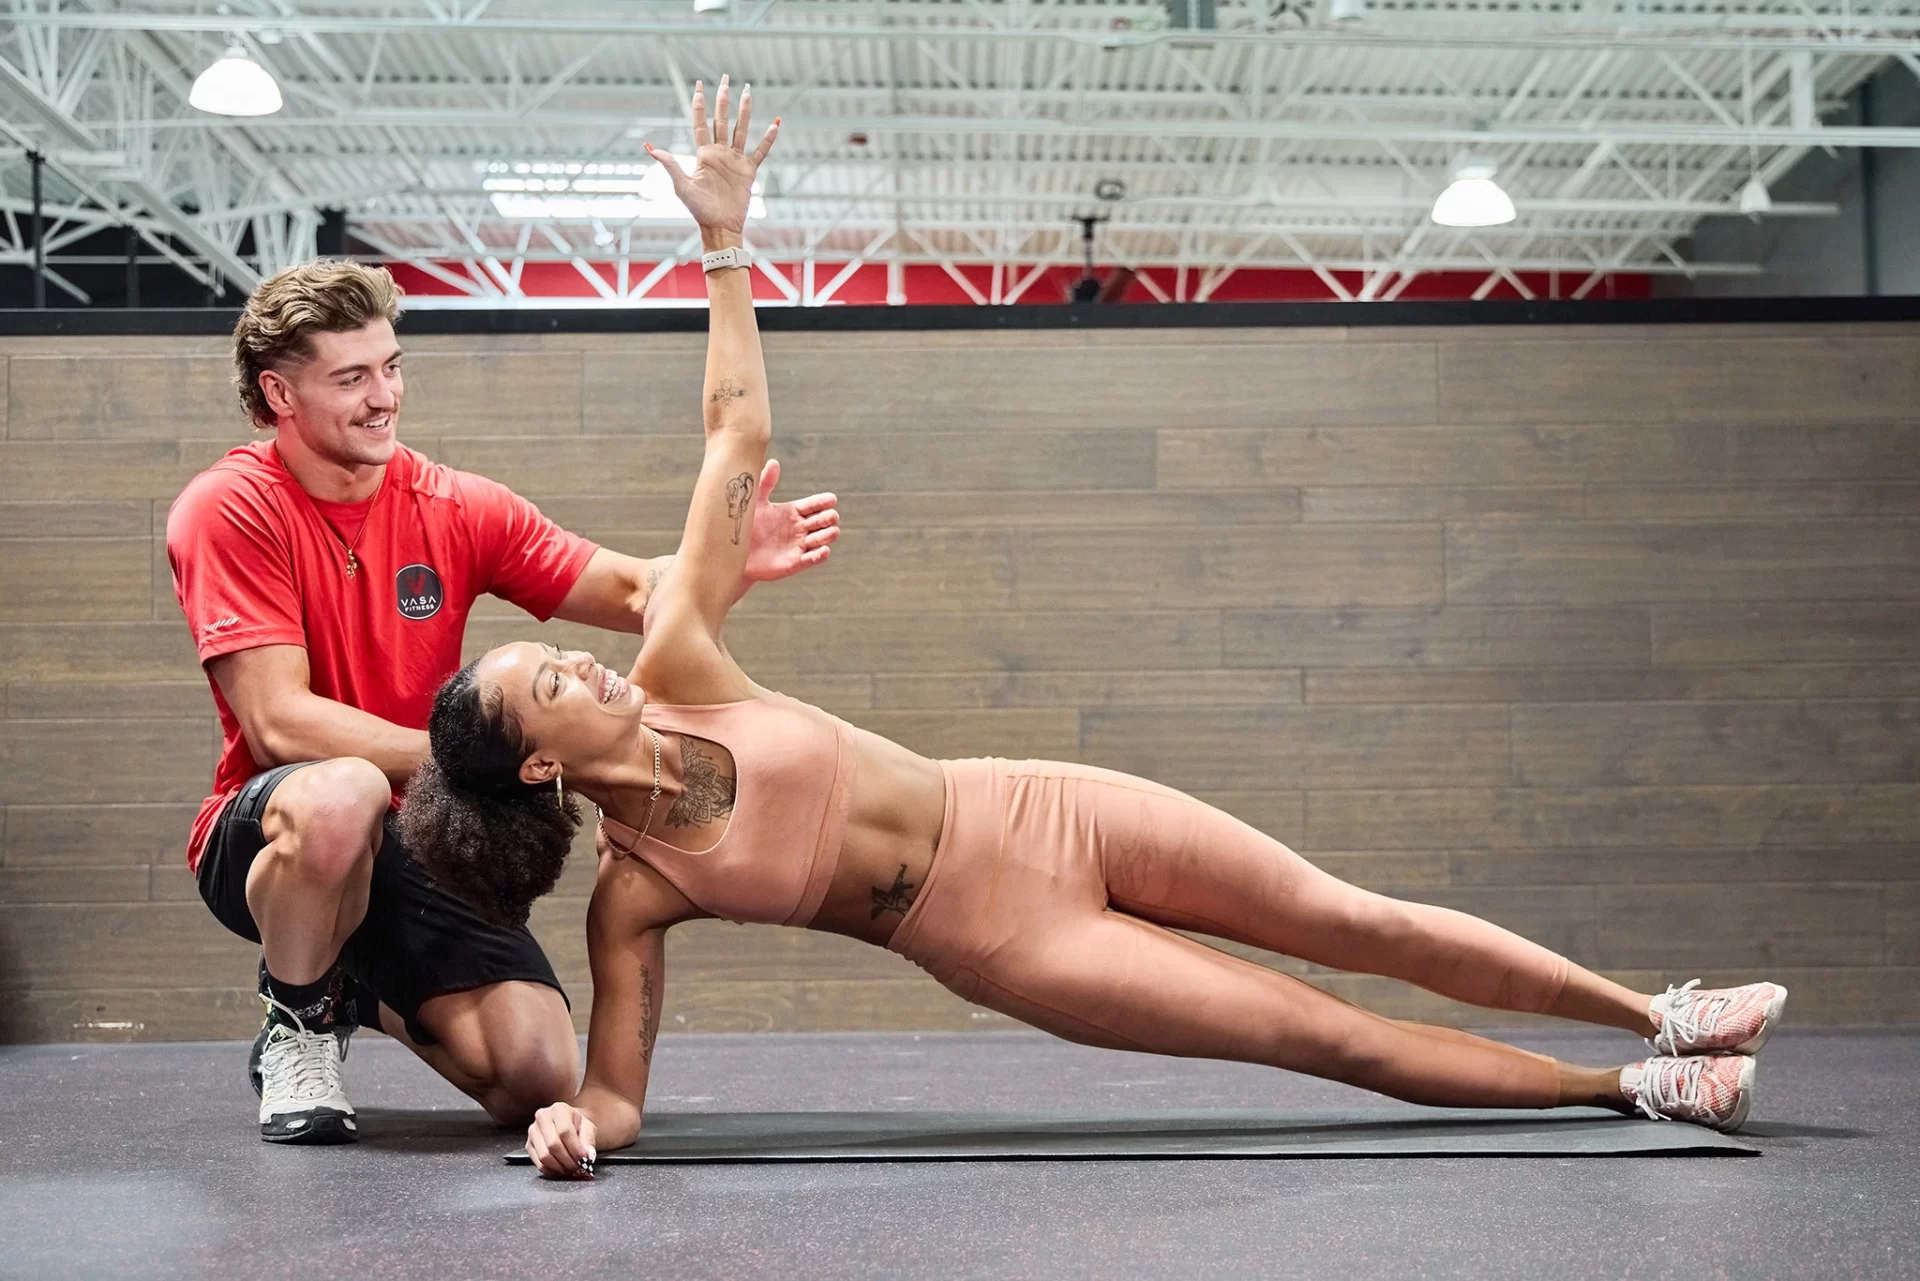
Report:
258,996,345,1106
1632,1056,1708,1123
1653,979,1731,1053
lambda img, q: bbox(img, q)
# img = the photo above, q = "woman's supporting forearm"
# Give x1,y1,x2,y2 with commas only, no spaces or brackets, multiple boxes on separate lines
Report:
572,915,668,1152
571,1084,643,1151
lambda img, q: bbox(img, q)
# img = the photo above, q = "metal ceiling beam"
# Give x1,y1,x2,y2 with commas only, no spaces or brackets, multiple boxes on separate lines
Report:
456,192,1842,216
13,9,1920,55
167,108,1917,151
126,88,1860,133
362,197,1685,237
351,217,1786,247
354,244,1763,276
257,149,1785,183
703,113,1920,149
135,89,1920,148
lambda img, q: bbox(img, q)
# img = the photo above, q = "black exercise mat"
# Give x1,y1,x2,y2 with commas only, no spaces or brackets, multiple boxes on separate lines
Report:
503,1107,1757,1163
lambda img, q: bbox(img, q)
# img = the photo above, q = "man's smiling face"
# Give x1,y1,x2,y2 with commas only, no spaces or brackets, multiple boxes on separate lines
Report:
265,319,405,468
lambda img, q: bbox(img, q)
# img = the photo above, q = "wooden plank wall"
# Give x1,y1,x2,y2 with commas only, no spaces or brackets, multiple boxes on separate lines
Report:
2,321,1917,1043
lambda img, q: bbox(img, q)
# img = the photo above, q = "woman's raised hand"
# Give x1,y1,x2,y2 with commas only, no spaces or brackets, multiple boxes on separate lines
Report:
644,75,779,237
526,1100,599,1179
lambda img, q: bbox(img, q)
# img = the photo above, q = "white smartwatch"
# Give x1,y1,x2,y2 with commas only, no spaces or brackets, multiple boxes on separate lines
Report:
701,245,753,273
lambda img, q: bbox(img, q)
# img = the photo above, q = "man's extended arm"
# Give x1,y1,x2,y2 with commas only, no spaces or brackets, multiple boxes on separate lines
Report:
210,644,427,784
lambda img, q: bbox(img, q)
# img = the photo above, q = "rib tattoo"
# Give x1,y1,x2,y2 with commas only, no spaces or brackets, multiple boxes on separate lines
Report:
665,737,737,828
724,472,754,545
870,864,916,919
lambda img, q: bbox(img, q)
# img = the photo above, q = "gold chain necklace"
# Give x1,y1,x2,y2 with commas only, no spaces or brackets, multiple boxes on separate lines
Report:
329,477,387,580
276,444,384,580
334,520,371,580
598,726,664,859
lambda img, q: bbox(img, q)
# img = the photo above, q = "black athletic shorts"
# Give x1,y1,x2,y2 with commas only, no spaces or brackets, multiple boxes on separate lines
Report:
196,761,567,1046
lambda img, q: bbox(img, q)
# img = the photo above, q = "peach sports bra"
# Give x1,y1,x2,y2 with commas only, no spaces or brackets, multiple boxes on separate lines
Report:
596,691,857,927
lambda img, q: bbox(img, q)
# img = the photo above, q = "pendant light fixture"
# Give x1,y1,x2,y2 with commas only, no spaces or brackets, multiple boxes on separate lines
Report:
189,45,284,117
1430,155,1516,228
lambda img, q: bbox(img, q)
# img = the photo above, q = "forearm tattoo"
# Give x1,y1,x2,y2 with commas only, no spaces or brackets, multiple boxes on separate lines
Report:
710,377,749,405
724,472,754,545
870,864,917,919
638,963,657,1067
665,738,737,827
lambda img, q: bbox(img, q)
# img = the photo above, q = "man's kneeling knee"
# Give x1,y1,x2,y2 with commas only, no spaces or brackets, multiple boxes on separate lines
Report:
262,757,390,886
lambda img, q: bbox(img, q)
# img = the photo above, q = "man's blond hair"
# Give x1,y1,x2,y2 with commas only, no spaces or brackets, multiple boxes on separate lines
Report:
231,260,404,428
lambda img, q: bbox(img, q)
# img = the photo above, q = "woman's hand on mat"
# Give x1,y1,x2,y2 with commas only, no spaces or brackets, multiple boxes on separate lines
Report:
744,459,840,583
526,1101,599,1179
644,74,779,237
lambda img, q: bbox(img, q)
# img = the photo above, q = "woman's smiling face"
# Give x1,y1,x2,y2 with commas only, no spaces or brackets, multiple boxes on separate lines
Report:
473,641,643,782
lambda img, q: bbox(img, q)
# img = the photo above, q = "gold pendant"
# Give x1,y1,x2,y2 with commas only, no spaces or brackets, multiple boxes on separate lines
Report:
346,550,358,579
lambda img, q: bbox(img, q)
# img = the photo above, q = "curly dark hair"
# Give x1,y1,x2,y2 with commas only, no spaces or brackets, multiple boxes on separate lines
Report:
399,659,581,929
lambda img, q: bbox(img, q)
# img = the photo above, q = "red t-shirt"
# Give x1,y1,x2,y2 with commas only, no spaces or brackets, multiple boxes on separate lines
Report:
166,441,598,872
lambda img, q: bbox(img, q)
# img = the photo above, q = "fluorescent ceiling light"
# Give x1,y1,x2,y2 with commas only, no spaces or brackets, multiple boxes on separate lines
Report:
1430,157,1515,227
1328,0,1368,22
189,46,283,117
486,155,765,222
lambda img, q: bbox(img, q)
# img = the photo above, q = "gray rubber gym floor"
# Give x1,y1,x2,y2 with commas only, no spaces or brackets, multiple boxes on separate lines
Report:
2,1027,1914,1281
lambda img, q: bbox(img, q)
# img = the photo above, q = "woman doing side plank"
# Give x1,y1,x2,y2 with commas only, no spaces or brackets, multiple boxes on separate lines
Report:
400,77,1787,1178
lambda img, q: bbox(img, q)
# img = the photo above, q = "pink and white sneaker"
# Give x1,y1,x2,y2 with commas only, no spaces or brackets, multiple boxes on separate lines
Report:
1621,1055,1757,1132
1648,980,1788,1056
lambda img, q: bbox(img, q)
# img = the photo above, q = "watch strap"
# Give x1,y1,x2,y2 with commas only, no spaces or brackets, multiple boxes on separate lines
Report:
701,245,752,273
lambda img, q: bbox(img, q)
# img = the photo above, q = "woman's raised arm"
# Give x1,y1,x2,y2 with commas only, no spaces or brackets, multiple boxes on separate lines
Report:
630,78,783,702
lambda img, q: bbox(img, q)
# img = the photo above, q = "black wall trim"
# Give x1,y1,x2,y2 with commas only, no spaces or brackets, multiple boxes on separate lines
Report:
3,295,1919,336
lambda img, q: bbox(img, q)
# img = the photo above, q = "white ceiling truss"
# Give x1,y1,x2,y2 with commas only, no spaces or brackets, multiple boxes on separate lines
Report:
2,0,1917,305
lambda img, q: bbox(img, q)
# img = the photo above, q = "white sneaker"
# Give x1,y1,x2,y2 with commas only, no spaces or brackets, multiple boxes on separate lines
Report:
1621,1055,1756,1133
257,997,358,1144
1648,979,1789,1056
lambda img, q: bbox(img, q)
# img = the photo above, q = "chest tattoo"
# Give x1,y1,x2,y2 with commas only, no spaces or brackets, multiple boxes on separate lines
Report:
666,737,737,828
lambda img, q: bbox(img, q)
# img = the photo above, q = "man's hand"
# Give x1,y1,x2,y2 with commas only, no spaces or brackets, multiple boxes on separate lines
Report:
643,75,778,238
744,458,839,584
526,1101,599,1179
549,464,836,632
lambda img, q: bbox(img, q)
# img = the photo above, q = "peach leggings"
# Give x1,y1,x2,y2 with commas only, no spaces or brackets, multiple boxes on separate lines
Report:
888,759,1567,1108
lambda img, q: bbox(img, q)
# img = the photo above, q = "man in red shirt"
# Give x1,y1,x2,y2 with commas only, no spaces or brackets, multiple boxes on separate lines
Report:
167,259,839,1143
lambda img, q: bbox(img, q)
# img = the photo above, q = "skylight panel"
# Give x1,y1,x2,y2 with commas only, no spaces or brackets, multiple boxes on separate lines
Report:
480,159,767,221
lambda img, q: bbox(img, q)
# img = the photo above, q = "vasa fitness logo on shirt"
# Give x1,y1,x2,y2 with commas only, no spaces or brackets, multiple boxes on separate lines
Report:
395,564,445,620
